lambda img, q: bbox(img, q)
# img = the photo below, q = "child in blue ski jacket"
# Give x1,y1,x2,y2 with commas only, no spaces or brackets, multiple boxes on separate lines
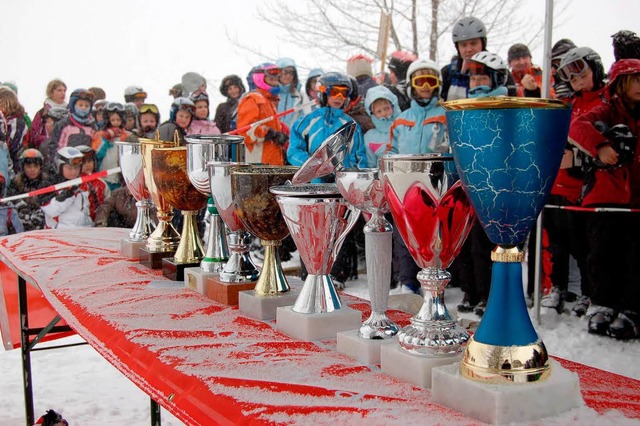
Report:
363,85,400,168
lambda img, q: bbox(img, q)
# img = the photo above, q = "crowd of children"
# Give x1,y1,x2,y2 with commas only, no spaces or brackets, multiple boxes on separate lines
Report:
0,19,638,340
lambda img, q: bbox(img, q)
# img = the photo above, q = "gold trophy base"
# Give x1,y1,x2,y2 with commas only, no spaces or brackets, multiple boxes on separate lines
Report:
432,358,583,424
139,247,175,269
460,336,550,384
336,329,396,366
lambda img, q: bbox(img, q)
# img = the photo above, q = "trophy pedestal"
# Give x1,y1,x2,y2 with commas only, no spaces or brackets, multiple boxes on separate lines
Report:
121,239,146,259
204,275,257,306
336,329,396,365
380,344,459,388
138,248,175,269
184,267,218,294
431,359,583,424
162,258,200,281
276,306,362,342
238,290,300,320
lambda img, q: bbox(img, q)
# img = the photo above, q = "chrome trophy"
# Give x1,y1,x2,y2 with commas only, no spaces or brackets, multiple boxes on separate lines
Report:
380,154,475,356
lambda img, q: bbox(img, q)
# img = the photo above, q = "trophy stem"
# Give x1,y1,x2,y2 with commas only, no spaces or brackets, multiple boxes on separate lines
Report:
397,267,469,356
292,273,342,314
253,240,290,295
174,210,205,264
219,231,260,282
359,218,399,339
129,200,156,241
460,245,550,383
201,208,229,273
146,209,180,252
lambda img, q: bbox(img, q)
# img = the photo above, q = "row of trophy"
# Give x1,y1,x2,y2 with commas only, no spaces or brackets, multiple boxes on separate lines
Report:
116,96,582,423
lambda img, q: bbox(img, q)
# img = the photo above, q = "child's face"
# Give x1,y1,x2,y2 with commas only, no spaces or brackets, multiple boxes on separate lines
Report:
24,163,41,180
625,74,640,103
82,158,95,174
371,99,393,119
125,116,136,130
175,110,192,129
132,97,146,109
411,69,438,100
279,67,295,85
327,95,345,109
457,38,483,60
470,74,492,89
75,99,91,112
226,84,240,100
569,67,593,93
62,163,81,180
45,117,55,134
194,100,209,119
139,113,157,132
109,113,122,128
95,110,104,123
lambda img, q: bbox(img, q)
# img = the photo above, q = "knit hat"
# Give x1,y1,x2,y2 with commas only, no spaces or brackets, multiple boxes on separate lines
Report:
347,54,374,78
507,43,532,62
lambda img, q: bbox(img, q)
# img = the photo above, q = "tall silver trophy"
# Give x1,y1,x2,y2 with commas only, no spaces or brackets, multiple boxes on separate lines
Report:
336,168,399,339
116,141,156,256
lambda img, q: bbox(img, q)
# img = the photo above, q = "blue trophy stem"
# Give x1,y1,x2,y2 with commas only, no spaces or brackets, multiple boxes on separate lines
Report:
473,260,539,347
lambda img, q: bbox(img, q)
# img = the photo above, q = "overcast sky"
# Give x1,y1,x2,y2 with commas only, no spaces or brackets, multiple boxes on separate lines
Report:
1,0,636,118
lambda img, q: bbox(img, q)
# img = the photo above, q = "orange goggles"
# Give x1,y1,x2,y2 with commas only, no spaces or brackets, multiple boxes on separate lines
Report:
319,85,350,99
67,157,84,166
411,74,439,90
262,67,282,77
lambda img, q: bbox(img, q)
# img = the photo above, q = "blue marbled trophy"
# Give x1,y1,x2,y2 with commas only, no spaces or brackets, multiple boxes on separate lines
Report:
443,97,571,383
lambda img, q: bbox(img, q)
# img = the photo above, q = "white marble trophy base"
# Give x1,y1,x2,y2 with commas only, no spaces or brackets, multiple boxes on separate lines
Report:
431,358,583,424
276,306,362,342
184,267,218,293
380,343,460,388
336,329,396,365
238,290,299,320
120,238,146,259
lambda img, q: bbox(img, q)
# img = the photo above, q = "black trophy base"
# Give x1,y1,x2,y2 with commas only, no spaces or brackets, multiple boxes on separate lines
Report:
162,258,200,281
138,247,175,270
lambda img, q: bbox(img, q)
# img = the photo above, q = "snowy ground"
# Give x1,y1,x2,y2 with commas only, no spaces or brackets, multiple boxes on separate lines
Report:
1,259,639,425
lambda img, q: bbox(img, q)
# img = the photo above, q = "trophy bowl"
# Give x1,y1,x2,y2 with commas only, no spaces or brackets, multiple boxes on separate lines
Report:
270,183,360,314
139,137,181,252
185,135,245,273
443,96,571,383
116,141,155,241
151,146,208,264
380,153,475,356
231,165,298,295
335,168,399,339
208,161,259,282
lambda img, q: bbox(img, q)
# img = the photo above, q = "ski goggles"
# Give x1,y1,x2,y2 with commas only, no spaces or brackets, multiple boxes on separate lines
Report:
466,61,489,76
174,102,196,114
411,74,440,90
319,85,350,99
66,156,84,166
557,58,588,82
105,102,125,112
257,67,282,77
139,104,159,115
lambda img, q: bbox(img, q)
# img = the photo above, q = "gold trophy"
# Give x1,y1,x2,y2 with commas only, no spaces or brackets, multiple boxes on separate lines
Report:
151,145,208,281
138,135,181,268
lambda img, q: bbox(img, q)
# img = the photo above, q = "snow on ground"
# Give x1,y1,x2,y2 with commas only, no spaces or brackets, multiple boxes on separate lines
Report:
1,265,639,425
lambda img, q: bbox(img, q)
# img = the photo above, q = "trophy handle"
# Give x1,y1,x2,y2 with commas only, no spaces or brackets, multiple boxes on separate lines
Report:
331,205,361,263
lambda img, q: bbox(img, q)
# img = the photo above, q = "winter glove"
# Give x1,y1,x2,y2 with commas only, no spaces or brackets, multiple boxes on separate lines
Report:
265,129,289,146
55,186,79,202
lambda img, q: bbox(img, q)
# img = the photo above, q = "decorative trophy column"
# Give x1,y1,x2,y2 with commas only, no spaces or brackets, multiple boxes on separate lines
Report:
184,135,244,290
430,97,583,424
232,165,300,320
151,146,208,281
379,153,475,388
206,161,260,305
138,137,181,269
335,168,400,364
271,183,361,341
116,141,156,258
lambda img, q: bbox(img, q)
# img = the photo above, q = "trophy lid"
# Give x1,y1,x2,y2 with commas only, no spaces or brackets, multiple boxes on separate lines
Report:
270,183,341,197
291,121,356,185
184,134,244,145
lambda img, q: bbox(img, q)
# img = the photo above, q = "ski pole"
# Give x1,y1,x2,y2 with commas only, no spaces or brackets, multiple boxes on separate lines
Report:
226,100,316,135
544,204,640,213
0,167,121,203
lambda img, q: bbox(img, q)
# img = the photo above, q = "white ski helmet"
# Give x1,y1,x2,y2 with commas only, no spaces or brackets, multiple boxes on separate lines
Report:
406,58,441,99
469,52,508,87
54,146,84,174
124,86,147,103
